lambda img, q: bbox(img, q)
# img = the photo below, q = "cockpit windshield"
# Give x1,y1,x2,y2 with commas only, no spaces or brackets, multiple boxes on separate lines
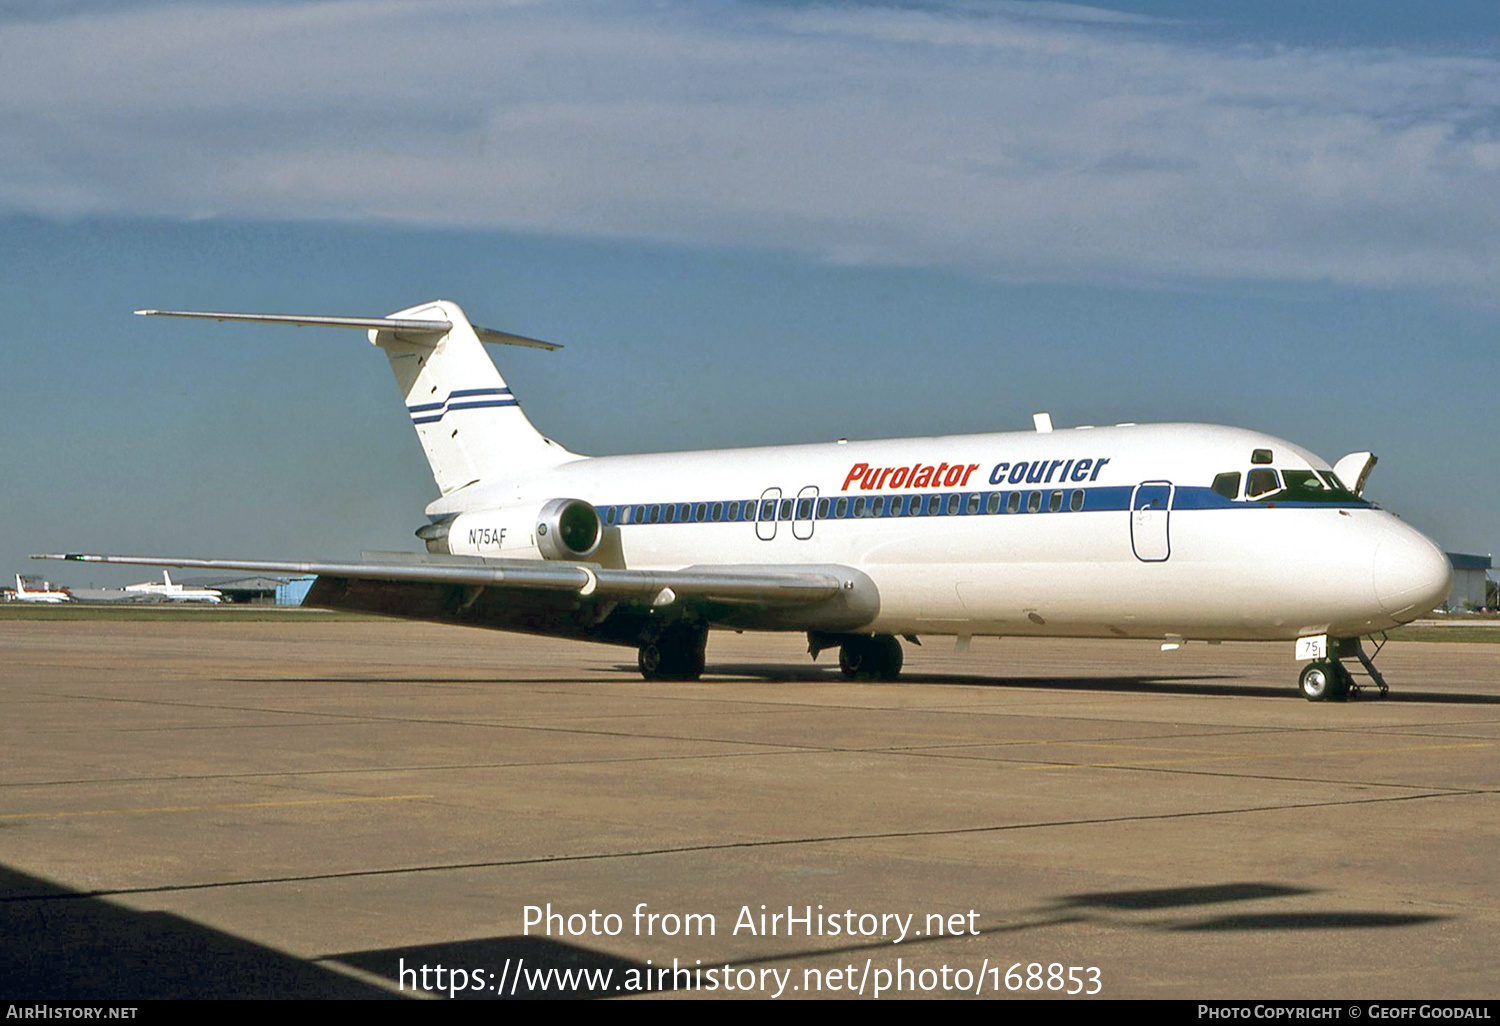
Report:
1273,469,1363,503
1214,466,1368,504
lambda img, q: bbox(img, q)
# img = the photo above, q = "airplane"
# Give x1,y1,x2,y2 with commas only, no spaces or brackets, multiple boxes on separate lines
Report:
38,300,1452,702
123,571,223,604
10,573,70,603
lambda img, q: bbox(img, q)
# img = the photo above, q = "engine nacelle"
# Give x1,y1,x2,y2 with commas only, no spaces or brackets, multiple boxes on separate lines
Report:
429,498,603,561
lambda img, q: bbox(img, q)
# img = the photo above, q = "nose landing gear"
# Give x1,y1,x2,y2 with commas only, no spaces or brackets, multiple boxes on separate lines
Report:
1297,636,1389,702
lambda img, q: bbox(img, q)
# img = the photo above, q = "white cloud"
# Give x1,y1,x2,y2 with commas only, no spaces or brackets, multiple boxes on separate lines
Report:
1,0,1497,292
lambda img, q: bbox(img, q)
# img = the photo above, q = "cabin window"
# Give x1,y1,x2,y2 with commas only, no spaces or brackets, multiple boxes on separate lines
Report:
1069,490,1084,511
1245,468,1280,499
797,498,813,519
1212,472,1241,501
1027,491,1042,513
986,492,1002,514
835,497,848,518
870,496,885,517
1049,490,1063,512
760,499,777,521
711,502,723,521
852,497,865,518
694,503,707,522
776,499,790,520
1007,491,1022,513
648,505,660,524
966,493,981,515
817,498,830,518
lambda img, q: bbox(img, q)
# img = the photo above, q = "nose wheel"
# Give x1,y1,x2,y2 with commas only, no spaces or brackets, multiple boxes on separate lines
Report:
1298,660,1350,702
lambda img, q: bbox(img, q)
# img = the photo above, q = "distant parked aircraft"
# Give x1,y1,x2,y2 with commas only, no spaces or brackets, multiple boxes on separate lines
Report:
11,574,70,603
123,571,223,604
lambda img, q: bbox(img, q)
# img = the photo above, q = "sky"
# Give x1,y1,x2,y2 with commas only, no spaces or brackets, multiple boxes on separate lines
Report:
1,0,1496,586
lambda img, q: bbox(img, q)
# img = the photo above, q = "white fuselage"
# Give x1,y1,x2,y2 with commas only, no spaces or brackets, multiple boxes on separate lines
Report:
434,422,1451,643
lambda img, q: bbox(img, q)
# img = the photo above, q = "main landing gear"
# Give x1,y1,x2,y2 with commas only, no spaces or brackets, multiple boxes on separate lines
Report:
637,622,707,681
807,632,906,680
837,634,904,681
1298,636,1389,702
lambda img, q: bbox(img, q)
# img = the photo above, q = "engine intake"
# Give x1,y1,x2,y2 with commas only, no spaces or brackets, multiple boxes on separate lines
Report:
535,498,602,560
440,499,603,561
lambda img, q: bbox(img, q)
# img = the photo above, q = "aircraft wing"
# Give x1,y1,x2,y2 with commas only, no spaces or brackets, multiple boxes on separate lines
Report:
34,553,848,606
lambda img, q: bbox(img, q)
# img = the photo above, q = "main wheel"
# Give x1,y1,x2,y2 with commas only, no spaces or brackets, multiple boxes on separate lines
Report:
638,642,666,679
838,637,872,679
637,625,706,681
871,634,904,681
839,635,903,680
1299,660,1342,702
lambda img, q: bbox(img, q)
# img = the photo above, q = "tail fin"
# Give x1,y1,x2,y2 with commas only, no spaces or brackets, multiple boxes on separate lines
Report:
14,574,25,595
369,301,575,495
163,570,173,588
136,300,577,497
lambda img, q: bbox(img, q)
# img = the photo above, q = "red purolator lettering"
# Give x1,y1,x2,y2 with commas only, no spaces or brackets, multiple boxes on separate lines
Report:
841,460,981,492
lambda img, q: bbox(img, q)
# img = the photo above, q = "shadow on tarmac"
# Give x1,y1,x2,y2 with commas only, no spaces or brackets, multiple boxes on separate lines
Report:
233,668,1500,704
0,864,392,999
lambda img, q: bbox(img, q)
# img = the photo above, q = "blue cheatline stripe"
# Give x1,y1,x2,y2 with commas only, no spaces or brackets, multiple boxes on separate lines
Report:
408,387,515,424
590,485,1370,528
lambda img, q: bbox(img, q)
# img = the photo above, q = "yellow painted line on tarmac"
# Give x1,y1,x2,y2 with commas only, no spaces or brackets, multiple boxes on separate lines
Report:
0,793,432,820
1019,740,1492,771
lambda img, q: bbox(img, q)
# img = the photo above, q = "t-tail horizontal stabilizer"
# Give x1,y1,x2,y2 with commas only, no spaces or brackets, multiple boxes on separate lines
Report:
134,309,563,350
136,300,577,496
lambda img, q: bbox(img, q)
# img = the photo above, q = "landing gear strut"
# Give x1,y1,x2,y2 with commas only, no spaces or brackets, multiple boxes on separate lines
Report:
637,623,707,681
1298,636,1389,702
838,634,904,681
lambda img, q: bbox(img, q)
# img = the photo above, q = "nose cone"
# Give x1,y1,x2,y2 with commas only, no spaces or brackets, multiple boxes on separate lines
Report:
1373,530,1452,623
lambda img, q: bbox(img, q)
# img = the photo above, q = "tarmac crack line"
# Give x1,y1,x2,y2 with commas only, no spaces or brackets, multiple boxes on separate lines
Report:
0,793,431,821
